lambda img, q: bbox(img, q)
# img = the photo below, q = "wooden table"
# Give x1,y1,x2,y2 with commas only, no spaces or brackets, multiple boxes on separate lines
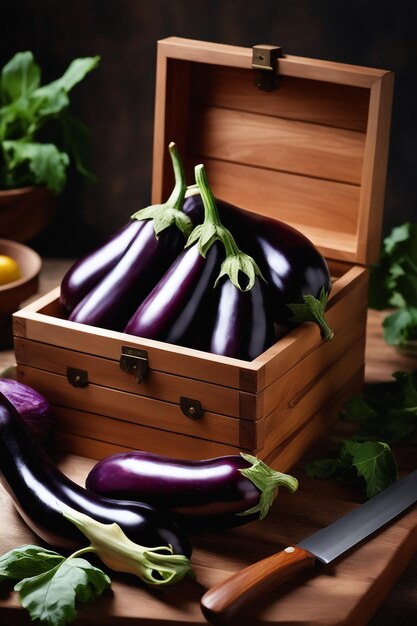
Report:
0,259,416,625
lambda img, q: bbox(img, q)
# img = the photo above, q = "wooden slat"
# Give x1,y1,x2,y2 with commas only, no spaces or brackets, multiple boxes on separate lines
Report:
159,37,390,88
190,65,369,132
153,38,392,265
260,336,366,459
189,157,360,254
13,294,260,390
189,105,366,185
14,338,242,419
264,367,364,471
357,71,395,265
262,304,367,418
256,265,369,391
53,408,244,461
16,367,254,448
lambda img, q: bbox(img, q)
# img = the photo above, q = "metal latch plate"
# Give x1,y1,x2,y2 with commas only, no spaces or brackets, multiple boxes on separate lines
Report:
67,367,89,388
120,346,149,383
252,44,283,91
180,396,204,420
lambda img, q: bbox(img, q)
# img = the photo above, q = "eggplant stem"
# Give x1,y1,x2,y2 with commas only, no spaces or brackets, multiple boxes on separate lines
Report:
287,287,334,341
130,142,192,238
61,504,194,586
186,164,264,291
237,453,299,520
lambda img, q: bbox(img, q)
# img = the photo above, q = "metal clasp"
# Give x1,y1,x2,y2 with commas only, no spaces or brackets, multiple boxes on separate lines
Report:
180,397,204,420
252,45,283,91
120,346,149,383
67,367,89,388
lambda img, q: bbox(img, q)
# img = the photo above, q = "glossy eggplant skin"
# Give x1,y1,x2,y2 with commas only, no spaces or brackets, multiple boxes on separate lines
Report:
60,220,143,314
0,393,192,557
209,276,275,361
183,195,332,325
68,220,185,332
124,242,222,347
86,451,259,529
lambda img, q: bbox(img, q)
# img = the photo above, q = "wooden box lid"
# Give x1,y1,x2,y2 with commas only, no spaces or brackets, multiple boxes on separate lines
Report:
151,37,394,266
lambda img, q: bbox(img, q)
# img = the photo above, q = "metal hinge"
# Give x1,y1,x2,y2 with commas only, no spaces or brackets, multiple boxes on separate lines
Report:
120,346,149,383
252,45,283,91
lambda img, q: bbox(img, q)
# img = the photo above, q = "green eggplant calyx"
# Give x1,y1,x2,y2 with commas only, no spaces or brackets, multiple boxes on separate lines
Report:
237,453,299,520
61,504,194,586
131,142,191,238
187,163,263,292
287,287,334,341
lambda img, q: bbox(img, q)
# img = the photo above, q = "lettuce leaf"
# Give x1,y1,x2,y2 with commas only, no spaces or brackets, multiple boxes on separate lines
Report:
306,439,398,499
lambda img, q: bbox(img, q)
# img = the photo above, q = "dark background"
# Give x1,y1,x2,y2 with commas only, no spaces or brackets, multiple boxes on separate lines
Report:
1,0,416,257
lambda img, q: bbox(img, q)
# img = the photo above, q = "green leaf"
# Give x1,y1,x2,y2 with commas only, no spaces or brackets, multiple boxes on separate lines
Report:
2,140,69,193
383,222,412,254
306,439,398,499
15,557,110,626
28,56,99,123
339,371,417,444
48,57,100,94
342,440,398,499
369,223,417,345
1,52,40,103
0,545,64,581
382,308,417,345
393,371,417,414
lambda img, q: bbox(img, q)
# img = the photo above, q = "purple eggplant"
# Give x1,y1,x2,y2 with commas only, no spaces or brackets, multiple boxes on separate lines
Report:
69,220,186,331
85,450,298,530
209,276,275,360
0,392,192,557
124,241,222,346
0,377,53,443
60,220,143,314
183,192,333,340
65,142,196,330
124,164,265,349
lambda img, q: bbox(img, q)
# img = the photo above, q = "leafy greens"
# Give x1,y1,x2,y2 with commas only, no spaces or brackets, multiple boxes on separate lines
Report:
0,545,110,626
341,370,417,444
0,51,99,193
369,222,417,346
306,440,398,499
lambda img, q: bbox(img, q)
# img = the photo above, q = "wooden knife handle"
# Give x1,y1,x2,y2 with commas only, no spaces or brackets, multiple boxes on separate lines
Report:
200,546,316,625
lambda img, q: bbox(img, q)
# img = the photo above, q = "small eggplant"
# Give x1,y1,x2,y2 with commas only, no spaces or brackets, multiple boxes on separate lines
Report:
0,377,53,443
66,142,196,330
209,276,275,361
60,220,143,314
183,191,333,340
86,450,298,530
0,392,192,557
124,240,222,346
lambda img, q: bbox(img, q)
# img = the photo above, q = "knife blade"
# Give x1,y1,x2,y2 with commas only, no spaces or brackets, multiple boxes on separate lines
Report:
200,469,417,625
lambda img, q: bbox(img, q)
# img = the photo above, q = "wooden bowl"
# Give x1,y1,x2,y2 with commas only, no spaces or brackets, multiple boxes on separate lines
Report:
0,186,57,242
0,239,42,315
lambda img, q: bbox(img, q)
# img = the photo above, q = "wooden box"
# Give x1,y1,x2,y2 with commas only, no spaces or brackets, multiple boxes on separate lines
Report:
12,38,393,471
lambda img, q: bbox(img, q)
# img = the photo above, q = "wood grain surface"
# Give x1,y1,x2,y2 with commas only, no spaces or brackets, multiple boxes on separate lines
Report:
0,259,416,626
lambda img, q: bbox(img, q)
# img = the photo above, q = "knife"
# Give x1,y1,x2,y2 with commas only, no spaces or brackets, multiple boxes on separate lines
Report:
200,469,417,625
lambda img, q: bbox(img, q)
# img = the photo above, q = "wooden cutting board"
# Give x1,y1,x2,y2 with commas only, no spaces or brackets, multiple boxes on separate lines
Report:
0,443,416,626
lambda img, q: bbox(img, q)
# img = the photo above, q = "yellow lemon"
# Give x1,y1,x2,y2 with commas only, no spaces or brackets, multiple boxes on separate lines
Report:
0,255,21,285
